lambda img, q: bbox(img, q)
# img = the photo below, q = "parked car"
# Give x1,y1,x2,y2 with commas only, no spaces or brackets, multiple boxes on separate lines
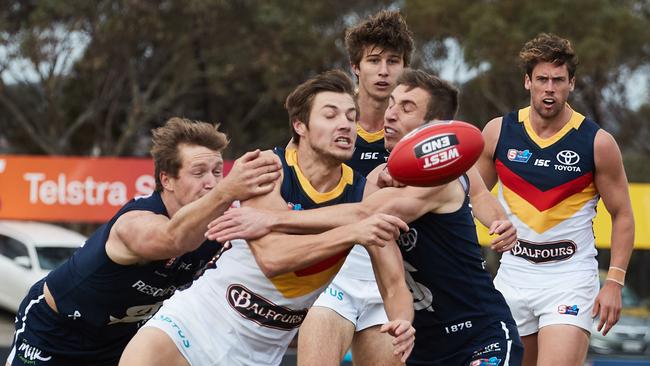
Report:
0,220,86,312
590,270,650,355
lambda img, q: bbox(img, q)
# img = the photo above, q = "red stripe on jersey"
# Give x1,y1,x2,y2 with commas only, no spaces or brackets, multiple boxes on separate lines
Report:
295,249,349,276
496,159,593,211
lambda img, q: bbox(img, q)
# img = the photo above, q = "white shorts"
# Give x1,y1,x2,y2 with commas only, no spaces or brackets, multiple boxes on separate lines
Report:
494,272,599,336
142,310,232,366
312,276,387,332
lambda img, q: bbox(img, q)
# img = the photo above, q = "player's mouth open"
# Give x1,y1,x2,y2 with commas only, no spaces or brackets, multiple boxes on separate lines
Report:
334,137,352,147
542,98,555,106
384,127,397,136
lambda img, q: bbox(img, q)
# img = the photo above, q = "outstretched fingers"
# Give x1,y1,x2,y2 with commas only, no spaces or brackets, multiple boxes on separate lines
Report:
380,320,415,362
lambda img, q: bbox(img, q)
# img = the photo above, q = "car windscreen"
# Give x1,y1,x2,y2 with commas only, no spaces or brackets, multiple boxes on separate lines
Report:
35,246,78,270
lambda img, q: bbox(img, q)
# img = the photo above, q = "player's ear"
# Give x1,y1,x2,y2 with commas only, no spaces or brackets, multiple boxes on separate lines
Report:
293,120,307,137
524,74,531,91
569,76,575,91
160,171,174,192
351,62,360,77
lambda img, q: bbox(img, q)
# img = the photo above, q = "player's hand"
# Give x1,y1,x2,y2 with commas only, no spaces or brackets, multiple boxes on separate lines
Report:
222,150,281,201
377,166,406,188
380,319,415,363
353,214,408,248
592,280,623,336
205,206,274,242
488,220,517,252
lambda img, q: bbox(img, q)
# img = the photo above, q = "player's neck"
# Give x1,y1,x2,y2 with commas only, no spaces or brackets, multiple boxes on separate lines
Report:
295,145,343,193
160,191,181,218
528,103,574,138
357,89,388,132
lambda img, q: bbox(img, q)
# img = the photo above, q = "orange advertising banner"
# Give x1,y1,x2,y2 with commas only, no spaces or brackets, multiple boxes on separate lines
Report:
0,155,233,223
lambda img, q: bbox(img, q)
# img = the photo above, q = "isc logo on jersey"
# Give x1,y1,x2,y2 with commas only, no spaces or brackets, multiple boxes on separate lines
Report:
360,152,379,160
414,134,461,170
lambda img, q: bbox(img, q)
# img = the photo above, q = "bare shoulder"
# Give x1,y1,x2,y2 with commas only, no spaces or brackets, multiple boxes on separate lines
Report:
482,117,503,141
108,209,168,264
594,129,620,151
594,129,624,171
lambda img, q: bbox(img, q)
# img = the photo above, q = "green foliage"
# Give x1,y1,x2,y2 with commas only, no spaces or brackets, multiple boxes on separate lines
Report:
0,0,648,177
404,0,649,139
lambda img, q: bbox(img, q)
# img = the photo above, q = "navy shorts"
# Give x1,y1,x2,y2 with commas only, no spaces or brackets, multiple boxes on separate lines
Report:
408,321,523,366
7,280,121,366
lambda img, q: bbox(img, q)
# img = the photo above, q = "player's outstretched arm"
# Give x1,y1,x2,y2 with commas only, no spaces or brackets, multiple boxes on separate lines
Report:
249,214,408,278
108,150,281,263
466,166,517,252
476,117,502,190
591,130,635,336
367,242,415,362
206,167,450,243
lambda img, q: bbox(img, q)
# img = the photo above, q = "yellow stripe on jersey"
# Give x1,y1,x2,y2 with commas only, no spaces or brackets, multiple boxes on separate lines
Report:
356,123,384,143
502,182,598,233
285,148,354,204
269,258,345,298
519,106,586,148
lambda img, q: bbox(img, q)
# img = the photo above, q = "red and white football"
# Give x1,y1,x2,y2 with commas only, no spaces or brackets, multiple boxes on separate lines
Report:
387,120,484,187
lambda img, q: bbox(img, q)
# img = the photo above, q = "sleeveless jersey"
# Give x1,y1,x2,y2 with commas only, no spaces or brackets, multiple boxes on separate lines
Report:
337,123,389,280
396,176,514,362
44,191,221,358
346,123,388,176
160,147,366,365
494,107,600,287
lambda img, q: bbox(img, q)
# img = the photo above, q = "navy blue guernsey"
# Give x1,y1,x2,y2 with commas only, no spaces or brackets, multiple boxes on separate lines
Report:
346,123,388,176
397,177,515,362
44,191,221,359
274,147,366,209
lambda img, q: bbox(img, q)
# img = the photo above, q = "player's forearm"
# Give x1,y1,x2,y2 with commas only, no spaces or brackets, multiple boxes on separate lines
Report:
167,188,234,253
608,209,635,271
382,285,415,323
250,227,357,277
270,203,369,234
470,191,507,228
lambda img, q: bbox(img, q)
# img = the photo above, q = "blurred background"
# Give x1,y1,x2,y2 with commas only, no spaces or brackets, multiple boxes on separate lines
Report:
0,0,648,364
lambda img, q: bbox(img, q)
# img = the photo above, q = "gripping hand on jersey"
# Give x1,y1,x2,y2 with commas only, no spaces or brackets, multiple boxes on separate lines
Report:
381,319,415,362
205,206,274,242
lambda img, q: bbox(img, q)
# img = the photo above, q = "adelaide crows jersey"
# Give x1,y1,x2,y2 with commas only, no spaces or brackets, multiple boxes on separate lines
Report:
154,147,366,365
41,191,220,361
338,123,388,280
495,107,600,286
347,123,388,177
396,176,515,362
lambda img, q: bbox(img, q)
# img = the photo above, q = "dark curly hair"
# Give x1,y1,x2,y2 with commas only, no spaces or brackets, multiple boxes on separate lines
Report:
519,33,578,79
345,10,414,67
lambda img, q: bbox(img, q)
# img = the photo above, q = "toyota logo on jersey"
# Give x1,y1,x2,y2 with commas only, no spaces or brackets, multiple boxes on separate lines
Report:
556,150,580,166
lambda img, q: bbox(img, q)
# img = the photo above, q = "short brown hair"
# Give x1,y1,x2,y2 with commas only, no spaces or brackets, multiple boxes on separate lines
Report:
519,33,578,79
345,10,414,68
397,69,459,121
285,70,356,143
151,117,228,192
